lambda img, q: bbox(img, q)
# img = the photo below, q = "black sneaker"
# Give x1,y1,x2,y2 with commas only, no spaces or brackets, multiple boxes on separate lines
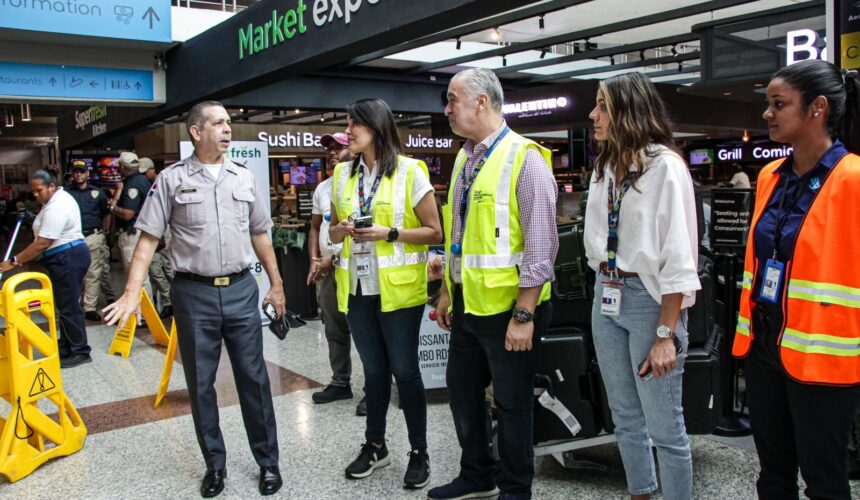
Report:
312,384,353,404
84,311,101,321
403,449,430,489
356,395,367,416
345,442,390,479
60,353,92,369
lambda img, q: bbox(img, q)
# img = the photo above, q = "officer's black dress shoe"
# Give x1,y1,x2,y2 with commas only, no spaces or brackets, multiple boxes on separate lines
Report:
200,469,226,498
259,466,283,496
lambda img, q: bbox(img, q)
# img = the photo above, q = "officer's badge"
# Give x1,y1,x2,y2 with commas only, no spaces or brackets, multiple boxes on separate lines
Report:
128,188,139,199
90,190,100,199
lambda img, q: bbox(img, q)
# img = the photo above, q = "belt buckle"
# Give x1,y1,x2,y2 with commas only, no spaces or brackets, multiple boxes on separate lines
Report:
213,277,230,286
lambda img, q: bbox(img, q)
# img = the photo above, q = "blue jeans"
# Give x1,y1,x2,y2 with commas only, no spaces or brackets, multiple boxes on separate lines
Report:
592,276,692,499
346,285,427,450
41,243,91,356
447,286,553,498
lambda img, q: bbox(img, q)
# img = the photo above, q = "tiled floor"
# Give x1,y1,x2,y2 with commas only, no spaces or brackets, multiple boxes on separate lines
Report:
1,315,857,499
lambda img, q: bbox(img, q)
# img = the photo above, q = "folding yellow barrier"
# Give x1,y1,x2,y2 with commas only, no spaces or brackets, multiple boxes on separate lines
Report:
0,272,86,483
108,289,170,358
154,319,177,408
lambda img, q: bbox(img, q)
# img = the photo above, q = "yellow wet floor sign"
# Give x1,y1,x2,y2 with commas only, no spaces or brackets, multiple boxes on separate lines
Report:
0,272,86,482
154,319,177,408
108,289,170,358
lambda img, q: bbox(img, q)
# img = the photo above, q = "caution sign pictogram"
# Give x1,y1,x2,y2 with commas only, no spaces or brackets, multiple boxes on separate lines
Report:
28,368,56,397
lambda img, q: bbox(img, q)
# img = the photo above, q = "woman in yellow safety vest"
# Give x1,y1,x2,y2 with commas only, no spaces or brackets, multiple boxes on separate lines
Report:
328,98,442,490
733,59,860,499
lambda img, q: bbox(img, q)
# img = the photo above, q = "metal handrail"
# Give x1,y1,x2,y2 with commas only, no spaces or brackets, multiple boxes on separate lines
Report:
171,0,250,13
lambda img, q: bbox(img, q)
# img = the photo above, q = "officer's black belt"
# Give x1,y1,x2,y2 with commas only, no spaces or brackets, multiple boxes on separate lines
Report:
174,268,249,287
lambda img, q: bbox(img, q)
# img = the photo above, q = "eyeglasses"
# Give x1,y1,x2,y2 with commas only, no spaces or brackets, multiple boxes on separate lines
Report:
324,145,345,152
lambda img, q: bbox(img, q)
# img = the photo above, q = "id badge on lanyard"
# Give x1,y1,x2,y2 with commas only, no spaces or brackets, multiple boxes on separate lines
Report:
450,255,462,283
600,280,622,316
355,255,372,278
759,258,785,303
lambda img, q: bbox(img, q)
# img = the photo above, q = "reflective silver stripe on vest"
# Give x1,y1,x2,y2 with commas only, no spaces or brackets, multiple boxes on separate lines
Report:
339,256,349,268
464,253,523,268
378,252,428,269
493,138,520,258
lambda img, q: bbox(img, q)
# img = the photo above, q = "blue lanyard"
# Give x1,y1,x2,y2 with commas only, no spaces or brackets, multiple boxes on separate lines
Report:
357,165,382,217
605,175,635,275
452,126,509,254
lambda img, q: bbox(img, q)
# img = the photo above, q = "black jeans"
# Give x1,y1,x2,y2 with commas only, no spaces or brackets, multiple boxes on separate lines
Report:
745,305,860,500
447,286,552,498
41,243,91,356
346,285,426,450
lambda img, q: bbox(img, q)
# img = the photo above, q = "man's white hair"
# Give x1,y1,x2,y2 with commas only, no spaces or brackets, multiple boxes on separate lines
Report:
452,68,504,113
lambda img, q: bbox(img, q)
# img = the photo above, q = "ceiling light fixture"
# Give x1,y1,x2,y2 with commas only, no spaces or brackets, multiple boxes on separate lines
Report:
742,129,750,142
491,27,501,40
538,15,545,30
502,55,507,67
640,49,646,60
294,108,300,114
540,48,547,60
4,109,13,128
320,115,325,122
20,103,31,122
456,37,461,50
610,55,615,65
678,62,684,73
671,44,678,57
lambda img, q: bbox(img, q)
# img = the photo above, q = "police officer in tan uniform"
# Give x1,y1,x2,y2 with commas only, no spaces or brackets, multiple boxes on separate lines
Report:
140,157,173,316
104,101,285,498
111,151,153,302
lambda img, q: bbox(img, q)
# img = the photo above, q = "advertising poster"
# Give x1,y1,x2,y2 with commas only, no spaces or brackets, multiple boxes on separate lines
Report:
179,141,271,320
418,304,449,389
710,189,755,248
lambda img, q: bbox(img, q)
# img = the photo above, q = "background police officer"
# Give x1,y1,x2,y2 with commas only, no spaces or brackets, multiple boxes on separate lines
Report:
139,157,173,316
66,160,112,321
110,152,153,302
104,100,285,498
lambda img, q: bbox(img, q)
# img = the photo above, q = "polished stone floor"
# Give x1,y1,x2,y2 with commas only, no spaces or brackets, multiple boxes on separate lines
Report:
0,313,857,499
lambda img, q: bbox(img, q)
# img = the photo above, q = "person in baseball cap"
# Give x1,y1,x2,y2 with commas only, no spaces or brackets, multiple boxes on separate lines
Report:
71,160,88,172
139,157,156,182
320,132,350,171
118,152,140,172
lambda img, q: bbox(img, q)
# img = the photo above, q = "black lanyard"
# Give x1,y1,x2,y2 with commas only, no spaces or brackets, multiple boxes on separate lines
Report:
357,165,382,217
456,126,509,244
605,174,635,275
772,172,809,261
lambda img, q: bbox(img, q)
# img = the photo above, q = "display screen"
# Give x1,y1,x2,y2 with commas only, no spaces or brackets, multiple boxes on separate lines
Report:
280,159,321,185
689,149,715,166
420,156,442,176
68,154,121,187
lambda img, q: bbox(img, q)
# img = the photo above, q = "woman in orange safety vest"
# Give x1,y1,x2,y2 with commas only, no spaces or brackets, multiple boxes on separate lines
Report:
733,59,860,499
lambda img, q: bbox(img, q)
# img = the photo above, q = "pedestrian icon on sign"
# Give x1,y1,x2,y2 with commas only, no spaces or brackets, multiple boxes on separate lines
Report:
115,5,134,24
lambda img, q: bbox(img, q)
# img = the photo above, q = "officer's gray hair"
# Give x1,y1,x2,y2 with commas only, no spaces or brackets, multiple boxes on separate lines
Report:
452,68,504,113
31,169,57,187
186,100,225,138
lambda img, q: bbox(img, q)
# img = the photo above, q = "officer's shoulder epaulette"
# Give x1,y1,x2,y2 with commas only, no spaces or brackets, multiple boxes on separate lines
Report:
165,161,185,171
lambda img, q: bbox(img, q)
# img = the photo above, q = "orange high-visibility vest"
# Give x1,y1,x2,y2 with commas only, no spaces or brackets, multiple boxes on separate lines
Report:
732,153,860,386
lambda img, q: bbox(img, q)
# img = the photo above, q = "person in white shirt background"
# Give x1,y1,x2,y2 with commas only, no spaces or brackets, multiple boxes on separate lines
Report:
0,170,93,368
727,163,752,189
584,72,701,500
307,132,367,415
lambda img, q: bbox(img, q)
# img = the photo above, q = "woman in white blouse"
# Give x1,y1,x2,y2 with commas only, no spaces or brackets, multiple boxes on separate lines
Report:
584,73,701,500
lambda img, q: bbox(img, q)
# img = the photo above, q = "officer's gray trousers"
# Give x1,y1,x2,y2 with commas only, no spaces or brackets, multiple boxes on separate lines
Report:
172,271,278,470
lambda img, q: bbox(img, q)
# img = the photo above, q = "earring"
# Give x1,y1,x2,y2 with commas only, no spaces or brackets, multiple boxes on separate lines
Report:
814,112,820,117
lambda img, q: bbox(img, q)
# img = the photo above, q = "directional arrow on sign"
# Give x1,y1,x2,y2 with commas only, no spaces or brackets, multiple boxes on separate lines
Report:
48,78,57,86
142,7,160,30
134,82,142,90
89,80,99,88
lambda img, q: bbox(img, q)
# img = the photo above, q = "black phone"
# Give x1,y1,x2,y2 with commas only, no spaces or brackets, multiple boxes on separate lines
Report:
353,215,373,228
263,302,278,321
639,336,683,382
264,303,290,340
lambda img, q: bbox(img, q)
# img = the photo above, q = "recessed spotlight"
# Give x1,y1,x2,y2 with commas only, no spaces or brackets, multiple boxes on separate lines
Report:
491,27,501,40
753,83,764,88
456,37,461,50
723,91,733,96
538,15,545,30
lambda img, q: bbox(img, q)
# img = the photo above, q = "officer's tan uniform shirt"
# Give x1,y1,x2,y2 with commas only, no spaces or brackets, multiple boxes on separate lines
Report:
135,155,273,276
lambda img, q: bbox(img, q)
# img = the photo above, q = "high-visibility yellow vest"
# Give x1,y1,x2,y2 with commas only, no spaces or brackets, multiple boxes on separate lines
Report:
442,130,553,316
332,156,429,313
733,153,860,385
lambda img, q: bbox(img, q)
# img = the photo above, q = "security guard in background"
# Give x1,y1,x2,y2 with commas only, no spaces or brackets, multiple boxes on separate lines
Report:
66,160,111,321
140,157,173,316
104,100,285,498
110,151,152,302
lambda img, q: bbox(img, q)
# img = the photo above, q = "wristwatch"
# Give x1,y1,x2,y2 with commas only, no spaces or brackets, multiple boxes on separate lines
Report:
386,226,399,243
512,307,534,324
656,324,675,339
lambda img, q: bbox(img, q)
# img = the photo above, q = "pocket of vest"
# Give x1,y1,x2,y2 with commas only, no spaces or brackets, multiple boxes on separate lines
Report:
483,272,519,288
386,268,418,286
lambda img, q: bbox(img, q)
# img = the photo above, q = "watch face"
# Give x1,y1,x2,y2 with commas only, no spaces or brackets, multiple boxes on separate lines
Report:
656,325,672,338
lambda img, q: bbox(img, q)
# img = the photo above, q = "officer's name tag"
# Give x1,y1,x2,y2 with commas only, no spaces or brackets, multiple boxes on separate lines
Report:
450,256,462,283
759,259,785,304
180,188,197,193
355,256,372,278
600,285,622,316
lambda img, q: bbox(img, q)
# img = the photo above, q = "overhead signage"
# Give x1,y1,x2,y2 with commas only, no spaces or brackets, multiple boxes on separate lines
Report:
0,0,171,43
710,189,754,249
179,141,272,321
713,143,793,163
258,129,455,151
404,134,454,149
502,96,570,119
237,0,385,60
839,0,860,69
0,61,155,102
786,29,828,65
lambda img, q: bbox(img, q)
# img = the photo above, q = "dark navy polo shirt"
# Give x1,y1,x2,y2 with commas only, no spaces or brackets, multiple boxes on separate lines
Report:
66,183,109,232
751,140,848,304
117,172,152,229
